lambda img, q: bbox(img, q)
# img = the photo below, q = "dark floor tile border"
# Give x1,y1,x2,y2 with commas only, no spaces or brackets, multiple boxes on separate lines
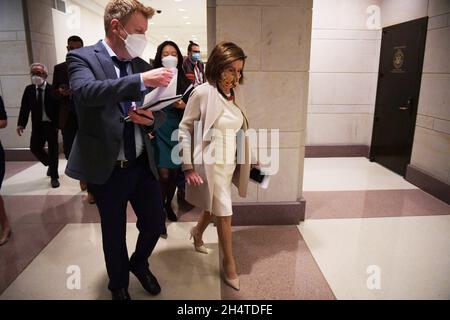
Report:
5,145,64,161
4,149,38,161
0,223,67,295
8,145,371,160
231,199,305,226
406,165,450,205
305,145,370,158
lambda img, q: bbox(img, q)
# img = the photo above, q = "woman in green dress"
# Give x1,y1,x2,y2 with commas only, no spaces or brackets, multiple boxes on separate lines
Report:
152,41,193,237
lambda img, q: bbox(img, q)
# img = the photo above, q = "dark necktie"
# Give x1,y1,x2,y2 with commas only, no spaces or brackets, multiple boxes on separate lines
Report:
112,56,136,161
37,88,44,120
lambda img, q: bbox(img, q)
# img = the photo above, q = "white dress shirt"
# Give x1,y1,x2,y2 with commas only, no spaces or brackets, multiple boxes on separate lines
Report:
101,40,145,160
36,82,51,122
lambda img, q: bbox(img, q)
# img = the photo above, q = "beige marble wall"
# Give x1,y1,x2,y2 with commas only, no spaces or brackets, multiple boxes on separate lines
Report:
26,0,58,82
307,0,382,146
0,0,31,148
381,0,429,27
212,0,312,202
0,0,58,149
411,0,450,184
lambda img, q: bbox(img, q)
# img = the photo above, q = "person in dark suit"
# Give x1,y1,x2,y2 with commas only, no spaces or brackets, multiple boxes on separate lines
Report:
53,35,84,160
66,0,173,300
52,35,95,203
17,63,60,188
0,95,11,246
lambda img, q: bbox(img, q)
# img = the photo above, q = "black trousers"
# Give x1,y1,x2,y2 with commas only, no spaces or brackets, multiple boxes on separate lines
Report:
61,114,78,160
88,155,165,290
30,122,59,179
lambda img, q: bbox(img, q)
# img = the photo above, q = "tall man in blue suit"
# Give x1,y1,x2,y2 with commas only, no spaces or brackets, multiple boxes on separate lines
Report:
66,0,174,300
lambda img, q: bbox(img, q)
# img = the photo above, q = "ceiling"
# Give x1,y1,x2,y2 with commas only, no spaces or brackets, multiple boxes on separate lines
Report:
77,0,207,59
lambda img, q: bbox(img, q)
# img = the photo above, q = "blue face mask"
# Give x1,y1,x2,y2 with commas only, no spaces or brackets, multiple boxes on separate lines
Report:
192,52,201,61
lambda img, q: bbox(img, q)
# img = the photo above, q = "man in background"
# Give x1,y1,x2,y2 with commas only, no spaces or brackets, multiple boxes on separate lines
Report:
53,36,94,202
17,63,60,188
182,40,205,87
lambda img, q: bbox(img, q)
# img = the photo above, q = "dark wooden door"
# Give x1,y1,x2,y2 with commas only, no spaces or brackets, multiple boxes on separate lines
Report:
370,17,428,176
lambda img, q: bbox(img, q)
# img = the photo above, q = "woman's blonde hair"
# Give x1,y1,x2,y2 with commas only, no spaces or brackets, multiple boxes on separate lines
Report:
104,0,155,33
205,42,247,85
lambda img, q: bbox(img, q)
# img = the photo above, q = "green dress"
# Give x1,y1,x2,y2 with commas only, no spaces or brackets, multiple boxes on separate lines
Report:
154,74,192,169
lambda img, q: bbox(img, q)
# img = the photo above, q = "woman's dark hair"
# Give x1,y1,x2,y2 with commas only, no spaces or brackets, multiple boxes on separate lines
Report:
153,40,184,70
152,40,190,89
187,40,199,53
205,41,247,85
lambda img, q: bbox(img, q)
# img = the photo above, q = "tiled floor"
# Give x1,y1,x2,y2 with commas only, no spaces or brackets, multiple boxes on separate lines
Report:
1,223,221,300
0,158,449,299
303,157,418,191
299,216,450,299
301,157,450,300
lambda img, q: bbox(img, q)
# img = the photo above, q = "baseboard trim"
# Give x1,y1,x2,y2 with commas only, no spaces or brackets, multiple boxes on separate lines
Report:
406,165,450,205
305,145,370,158
5,148,38,161
5,144,64,161
231,198,305,226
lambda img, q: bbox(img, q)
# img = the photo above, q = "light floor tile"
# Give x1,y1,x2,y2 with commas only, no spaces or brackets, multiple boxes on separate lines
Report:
0,222,220,300
298,216,450,299
303,158,418,191
2,160,82,196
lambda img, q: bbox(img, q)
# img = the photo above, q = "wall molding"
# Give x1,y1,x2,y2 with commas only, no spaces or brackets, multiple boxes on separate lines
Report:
231,199,305,226
406,165,450,205
305,145,370,158
5,148,37,161
5,145,64,161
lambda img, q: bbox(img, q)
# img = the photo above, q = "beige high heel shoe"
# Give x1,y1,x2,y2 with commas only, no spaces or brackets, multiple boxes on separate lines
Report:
222,261,240,291
223,274,240,291
189,227,209,254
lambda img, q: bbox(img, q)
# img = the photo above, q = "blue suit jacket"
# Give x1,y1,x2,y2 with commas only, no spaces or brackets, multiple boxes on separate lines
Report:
65,40,165,184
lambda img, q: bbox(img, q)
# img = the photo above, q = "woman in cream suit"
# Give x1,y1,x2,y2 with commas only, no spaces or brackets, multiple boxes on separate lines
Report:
178,42,254,291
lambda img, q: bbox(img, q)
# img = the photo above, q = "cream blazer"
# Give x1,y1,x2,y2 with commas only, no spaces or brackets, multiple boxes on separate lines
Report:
178,82,253,212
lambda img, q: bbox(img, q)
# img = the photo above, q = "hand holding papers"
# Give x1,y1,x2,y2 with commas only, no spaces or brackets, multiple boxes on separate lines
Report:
124,68,181,122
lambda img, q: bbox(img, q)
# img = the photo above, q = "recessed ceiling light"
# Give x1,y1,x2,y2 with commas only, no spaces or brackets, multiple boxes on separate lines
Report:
178,8,186,12
174,0,182,2
182,16,189,19
185,22,191,25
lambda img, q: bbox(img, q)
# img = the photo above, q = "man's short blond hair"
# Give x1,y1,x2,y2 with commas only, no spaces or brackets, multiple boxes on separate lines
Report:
104,0,155,33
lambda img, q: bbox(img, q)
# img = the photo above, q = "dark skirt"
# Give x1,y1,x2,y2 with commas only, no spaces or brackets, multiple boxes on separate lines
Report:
154,106,182,169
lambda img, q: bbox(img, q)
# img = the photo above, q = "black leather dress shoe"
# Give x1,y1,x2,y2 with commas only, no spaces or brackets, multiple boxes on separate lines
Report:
130,268,161,295
111,288,131,300
51,178,60,188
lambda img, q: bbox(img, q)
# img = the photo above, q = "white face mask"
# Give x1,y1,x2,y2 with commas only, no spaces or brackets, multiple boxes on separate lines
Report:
161,55,178,69
119,26,147,59
31,75,44,86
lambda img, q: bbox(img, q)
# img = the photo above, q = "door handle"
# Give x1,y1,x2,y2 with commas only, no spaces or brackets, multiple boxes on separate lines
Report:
399,97,413,112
